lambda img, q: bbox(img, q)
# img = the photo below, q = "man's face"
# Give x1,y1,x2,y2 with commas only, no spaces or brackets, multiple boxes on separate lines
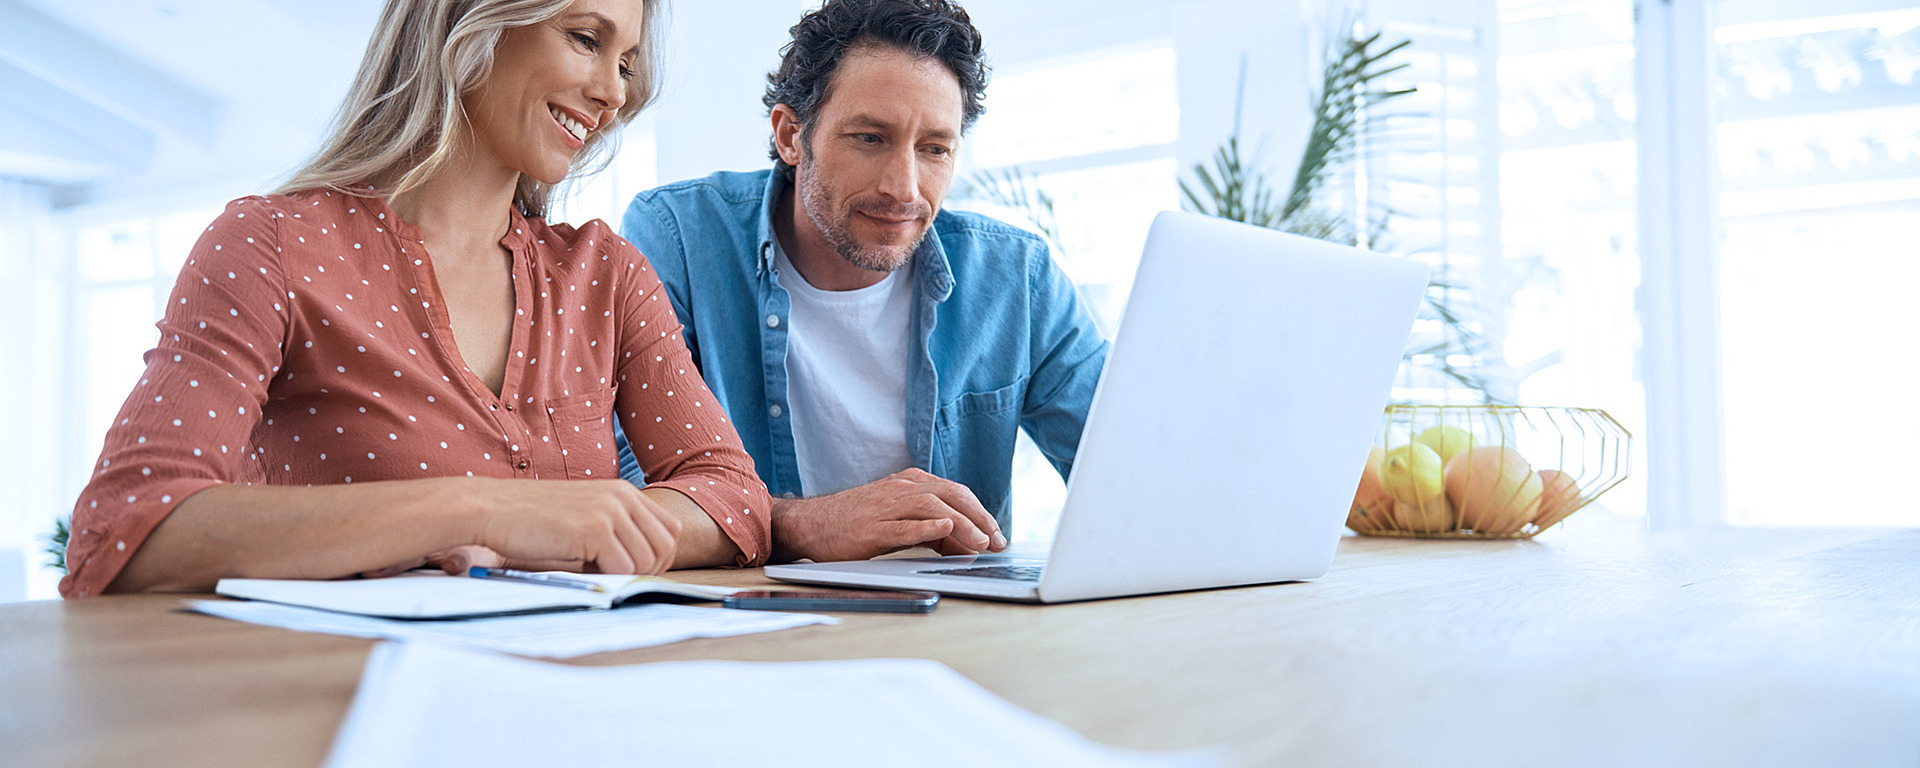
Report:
783,44,964,273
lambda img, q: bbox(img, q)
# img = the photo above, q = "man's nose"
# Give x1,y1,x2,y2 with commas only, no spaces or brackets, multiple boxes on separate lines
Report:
876,147,920,205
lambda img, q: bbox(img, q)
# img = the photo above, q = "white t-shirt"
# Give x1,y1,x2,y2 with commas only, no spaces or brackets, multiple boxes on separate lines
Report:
774,242,916,496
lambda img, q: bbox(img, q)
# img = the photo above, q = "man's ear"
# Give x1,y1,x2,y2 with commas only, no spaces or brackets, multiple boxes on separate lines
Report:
770,104,805,167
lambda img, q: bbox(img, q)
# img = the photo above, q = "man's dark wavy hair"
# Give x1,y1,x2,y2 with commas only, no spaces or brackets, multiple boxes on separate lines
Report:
763,0,989,181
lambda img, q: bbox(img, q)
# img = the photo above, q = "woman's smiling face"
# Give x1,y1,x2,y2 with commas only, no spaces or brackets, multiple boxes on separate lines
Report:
461,0,646,185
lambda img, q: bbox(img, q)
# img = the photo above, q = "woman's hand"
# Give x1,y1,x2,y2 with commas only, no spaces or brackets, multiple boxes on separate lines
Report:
461,478,685,575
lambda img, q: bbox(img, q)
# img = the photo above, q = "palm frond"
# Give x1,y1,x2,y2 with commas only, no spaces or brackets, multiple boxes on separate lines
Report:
1176,136,1281,228
955,166,1062,246
1284,29,1418,220
1172,22,1509,403
44,515,69,574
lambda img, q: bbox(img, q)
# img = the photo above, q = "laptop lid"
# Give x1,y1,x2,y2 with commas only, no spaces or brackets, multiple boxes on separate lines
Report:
1035,211,1428,602
765,211,1429,603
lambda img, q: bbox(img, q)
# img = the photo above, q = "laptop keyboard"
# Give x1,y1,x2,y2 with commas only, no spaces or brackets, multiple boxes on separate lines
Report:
920,565,1046,582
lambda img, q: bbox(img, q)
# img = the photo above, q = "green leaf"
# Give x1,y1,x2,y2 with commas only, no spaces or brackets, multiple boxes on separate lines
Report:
955,166,1062,247
44,514,70,574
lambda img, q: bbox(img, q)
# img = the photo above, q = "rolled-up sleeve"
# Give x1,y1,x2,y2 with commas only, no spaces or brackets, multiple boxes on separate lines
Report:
610,243,772,566
62,198,290,597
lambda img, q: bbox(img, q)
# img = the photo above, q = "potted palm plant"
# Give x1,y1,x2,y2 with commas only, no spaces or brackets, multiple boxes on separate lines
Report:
1181,28,1501,402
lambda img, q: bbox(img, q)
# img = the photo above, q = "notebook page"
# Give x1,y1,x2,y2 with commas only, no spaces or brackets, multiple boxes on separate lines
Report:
559,573,743,602
216,571,609,618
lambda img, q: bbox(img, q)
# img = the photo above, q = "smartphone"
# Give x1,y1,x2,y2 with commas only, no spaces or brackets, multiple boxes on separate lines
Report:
721,589,940,614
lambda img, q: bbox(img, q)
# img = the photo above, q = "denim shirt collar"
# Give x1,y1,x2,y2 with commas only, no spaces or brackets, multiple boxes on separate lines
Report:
754,171,780,278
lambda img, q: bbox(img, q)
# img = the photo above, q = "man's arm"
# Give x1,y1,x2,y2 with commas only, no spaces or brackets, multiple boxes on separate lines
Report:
1020,244,1111,480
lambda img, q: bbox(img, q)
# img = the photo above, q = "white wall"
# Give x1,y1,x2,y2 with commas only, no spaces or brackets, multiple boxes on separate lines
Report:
1171,0,1316,192
642,0,1325,185
647,0,804,183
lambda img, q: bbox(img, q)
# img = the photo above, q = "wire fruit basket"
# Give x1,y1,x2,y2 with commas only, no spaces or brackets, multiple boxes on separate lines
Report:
1346,405,1631,539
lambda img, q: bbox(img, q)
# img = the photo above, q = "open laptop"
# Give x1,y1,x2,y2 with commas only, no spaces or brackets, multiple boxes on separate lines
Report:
765,211,1430,603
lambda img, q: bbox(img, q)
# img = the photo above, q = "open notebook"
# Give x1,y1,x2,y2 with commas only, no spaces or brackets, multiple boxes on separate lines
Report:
214,571,742,620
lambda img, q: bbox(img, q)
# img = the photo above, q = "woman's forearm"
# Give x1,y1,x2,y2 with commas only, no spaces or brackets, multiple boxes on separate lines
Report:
109,478,482,594
645,487,743,569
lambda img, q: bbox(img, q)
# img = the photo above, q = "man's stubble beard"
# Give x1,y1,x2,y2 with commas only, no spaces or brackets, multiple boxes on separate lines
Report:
797,160,932,274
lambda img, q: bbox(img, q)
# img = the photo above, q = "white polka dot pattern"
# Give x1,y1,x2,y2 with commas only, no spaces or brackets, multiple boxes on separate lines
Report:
62,192,771,598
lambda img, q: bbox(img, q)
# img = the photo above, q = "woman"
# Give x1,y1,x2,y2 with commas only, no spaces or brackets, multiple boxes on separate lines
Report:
61,0,770,598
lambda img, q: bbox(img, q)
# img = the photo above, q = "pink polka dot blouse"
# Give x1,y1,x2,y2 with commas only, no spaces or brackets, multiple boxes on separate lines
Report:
61,190,772,598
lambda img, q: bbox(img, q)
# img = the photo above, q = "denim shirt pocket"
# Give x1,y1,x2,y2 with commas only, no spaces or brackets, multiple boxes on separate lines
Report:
541,387,619,479
932,379,1024,516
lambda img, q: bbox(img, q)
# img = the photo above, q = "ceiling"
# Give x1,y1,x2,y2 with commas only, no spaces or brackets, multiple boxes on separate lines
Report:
0,0,384,205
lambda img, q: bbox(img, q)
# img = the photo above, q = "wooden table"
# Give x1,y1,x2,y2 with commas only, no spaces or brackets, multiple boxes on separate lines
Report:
3,516,1916,767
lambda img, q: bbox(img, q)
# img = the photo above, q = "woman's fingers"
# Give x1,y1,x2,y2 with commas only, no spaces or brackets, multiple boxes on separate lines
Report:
637,507,679,575
356,557,428,579
593,514,643,576
425,545,496,574
470,479,687,576
429,545,589,575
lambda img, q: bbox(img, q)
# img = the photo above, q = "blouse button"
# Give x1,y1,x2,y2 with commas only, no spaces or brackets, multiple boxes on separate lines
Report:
504,403,515,412
517,459,529,470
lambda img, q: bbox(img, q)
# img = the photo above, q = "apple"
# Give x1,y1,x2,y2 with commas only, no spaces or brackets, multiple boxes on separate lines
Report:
1534,469,1582,524
1444,446,1543,534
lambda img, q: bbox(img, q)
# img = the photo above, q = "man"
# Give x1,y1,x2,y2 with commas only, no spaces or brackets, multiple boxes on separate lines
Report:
615,0,1107,563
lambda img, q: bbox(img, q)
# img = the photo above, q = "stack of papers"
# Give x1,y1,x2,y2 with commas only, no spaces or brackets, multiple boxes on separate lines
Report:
188,600,835,658
326,641,1222,768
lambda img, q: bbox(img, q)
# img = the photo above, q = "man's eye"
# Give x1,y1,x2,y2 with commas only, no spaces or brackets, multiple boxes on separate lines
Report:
925,145,951,156
855,134,882,144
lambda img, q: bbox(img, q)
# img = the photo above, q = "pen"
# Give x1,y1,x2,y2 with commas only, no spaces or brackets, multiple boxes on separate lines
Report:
468,566,609,593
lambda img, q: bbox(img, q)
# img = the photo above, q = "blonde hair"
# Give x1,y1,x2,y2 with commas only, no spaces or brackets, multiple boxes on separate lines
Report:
279,0,665,218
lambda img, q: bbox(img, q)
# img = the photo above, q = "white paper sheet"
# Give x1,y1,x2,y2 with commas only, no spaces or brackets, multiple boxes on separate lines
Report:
186,599,835,658
213,571,743,619
325,641,1222,768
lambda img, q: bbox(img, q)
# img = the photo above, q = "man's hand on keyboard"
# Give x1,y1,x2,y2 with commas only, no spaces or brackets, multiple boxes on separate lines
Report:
769,469,1008,563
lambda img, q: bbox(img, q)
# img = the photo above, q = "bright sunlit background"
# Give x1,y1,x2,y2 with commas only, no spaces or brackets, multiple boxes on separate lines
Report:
2,0,1914,600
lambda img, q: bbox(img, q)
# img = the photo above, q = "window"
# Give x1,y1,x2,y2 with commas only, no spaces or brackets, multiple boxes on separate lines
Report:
0,180,66,601
1489,0,1649,518
950,43,1181,543
22,205,222,599
1713,3,1920,526
72,210,213,463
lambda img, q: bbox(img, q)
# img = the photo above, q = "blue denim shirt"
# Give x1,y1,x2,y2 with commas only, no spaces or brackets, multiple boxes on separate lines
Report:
613,168,1108,530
